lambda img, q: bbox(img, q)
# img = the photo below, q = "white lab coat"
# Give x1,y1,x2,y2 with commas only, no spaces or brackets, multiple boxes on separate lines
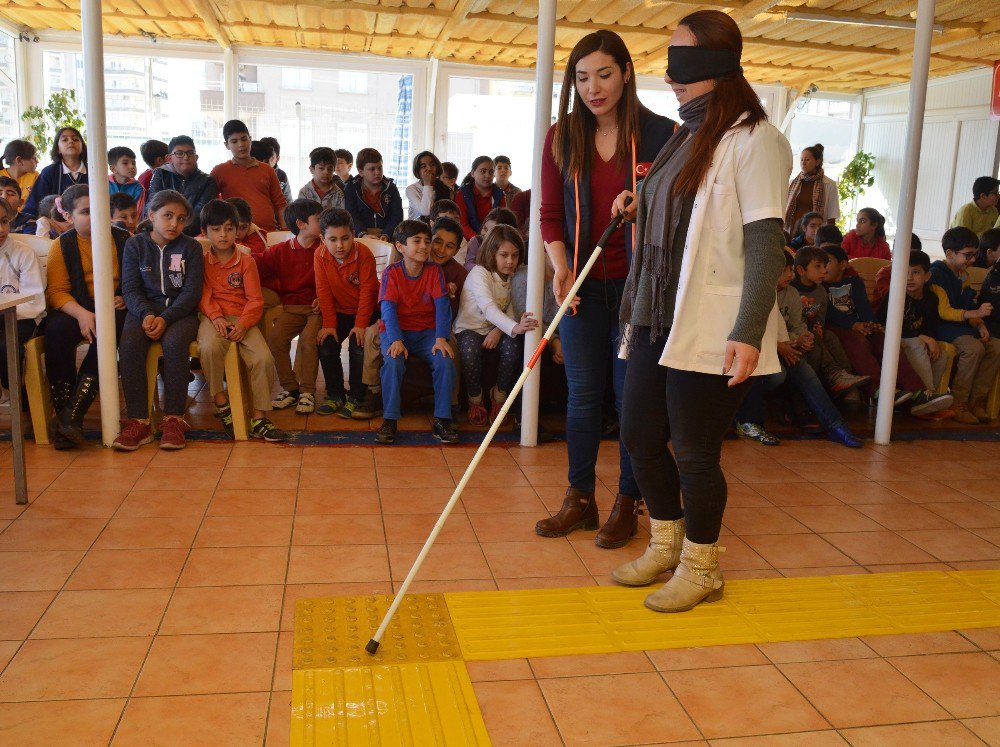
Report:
623,115,793,376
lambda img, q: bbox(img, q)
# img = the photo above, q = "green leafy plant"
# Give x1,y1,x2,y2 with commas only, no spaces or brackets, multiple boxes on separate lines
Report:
21,89,86,154
837,151,876,231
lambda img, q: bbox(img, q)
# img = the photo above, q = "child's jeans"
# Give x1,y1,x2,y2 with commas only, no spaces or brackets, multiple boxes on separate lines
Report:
197,314,275,412
379,329,456,421
949,334,1000,403
829,327,923,393
318,312,365,402
120,312,199,419
44,308,127,389
900,337,948,393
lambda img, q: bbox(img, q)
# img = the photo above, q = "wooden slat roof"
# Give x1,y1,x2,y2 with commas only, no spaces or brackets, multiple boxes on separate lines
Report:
2,0,997,92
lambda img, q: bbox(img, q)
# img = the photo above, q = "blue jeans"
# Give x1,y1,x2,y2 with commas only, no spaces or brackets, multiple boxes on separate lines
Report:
736,361,845,431
380,329,455,421
558,277,638,496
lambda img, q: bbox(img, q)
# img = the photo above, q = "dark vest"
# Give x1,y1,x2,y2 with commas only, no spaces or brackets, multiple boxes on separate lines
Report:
560,105,677,273
458,183,504,234
59,227,129,311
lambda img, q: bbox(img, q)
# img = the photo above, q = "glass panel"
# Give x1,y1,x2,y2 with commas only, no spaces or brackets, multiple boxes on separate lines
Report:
238,64,413,192
0,31,17,143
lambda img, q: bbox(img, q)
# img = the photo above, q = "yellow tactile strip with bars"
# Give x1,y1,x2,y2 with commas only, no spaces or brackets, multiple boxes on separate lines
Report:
291,570,1000,745
445,570,1000,660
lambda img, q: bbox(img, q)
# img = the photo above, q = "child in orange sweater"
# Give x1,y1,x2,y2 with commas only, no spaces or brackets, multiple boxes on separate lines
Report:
197,199,287,442
314,208,379,417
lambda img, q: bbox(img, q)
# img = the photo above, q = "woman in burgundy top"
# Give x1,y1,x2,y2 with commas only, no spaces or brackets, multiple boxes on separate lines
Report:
534,30,676,548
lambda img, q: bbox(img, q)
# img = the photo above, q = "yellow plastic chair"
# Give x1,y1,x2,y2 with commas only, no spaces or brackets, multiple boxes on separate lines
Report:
266,230,293,247
22,336,53,445
935,341,957,395
987,371,1000,420
145,340,251,440
967,266,988,294
848,257,891,304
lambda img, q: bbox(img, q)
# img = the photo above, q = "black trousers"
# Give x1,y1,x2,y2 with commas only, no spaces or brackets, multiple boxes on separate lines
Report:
0,319,38,390
620,328,751,544
43,308,126,388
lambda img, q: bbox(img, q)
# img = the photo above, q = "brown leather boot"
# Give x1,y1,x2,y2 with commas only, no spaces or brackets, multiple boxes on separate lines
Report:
595,494,641,549
535,488,599,538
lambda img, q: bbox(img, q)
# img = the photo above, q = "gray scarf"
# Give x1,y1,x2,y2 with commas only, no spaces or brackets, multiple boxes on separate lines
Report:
621,92,712,338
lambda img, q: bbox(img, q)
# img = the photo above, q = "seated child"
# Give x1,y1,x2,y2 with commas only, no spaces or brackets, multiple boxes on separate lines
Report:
814,224,843,249
454,225,537,425
114,189,203,451
196,199,287,442
107,146,146,214
792,246,869,396
875,250,954,416
430,217,468,319
431,198,468,265
440,161,459,197
44,185,130,449
138,139,168,194
226,197,267,257
871,234,923,311
455,156,505,241
31,195,70,238
0,139,39,207
375,220,458,445
343,148,404,240
334,148,353,190
257,198,323,414
975,228,1000,269
824,243,924,405
0,199,45,396
463,207,518,271
737,252,863,447
300,147,346,211
978,236,1000,346
314,207,378,418
790,211,823,250
930,227,1000,423
110,192,139,234
0,177,30,234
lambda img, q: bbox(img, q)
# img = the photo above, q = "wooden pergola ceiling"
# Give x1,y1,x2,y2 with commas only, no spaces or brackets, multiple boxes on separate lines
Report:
1,0,997,93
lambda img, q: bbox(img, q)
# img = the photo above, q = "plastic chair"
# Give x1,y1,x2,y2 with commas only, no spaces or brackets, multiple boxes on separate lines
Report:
266,230,293,247
935,341,957,395
848,257,891,303
145,339,251,440
988,372,1000,420
967,266,988,294
22,336,53,445
356,235,394,280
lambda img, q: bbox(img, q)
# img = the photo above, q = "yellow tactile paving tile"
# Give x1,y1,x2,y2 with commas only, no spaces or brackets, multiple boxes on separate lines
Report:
293,593,461,669
444,571,1000,660
290,663,491,746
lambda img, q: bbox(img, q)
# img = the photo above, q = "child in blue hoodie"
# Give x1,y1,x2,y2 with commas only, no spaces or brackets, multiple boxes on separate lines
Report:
343,148,403,240
930,227,1000,423
114,189,204,451
824,243,924,404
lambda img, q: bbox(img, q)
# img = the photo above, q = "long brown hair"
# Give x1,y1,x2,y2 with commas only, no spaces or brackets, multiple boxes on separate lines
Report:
673,11,767,196
552,30,639,178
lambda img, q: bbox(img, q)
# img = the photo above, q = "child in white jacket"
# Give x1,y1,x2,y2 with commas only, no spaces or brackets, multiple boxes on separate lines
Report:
454,225,537,424
0,201,45,395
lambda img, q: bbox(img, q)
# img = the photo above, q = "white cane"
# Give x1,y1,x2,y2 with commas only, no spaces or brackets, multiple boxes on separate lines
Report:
366,202,632,654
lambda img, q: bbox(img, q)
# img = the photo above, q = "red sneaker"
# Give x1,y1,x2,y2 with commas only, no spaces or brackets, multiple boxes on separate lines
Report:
159,416,188,450
112,419,154,451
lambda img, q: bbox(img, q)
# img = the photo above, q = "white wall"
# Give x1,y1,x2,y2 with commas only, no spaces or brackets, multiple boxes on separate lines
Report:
858,68,1000,256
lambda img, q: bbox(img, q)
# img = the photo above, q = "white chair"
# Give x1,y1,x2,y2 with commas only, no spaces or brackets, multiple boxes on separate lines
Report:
266,230,293,247
356,235,394,280
10,233,52,279
10,234,52,443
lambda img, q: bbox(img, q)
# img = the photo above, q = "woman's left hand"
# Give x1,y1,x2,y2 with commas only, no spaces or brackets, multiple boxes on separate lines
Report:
722,341,759,388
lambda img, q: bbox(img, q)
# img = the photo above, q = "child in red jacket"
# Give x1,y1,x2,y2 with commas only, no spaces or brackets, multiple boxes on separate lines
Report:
314,208,379,417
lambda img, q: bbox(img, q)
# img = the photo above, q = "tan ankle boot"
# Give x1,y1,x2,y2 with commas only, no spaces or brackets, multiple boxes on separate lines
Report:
611,518,685,586
971,399,991,422
644,538,724,613
535,488,599,538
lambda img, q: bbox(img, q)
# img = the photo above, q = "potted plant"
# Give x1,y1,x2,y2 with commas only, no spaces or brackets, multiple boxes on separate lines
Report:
837,151,876,232
21,89,86,154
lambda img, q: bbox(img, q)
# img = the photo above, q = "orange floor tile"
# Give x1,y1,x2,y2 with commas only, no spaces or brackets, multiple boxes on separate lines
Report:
0,436,998,745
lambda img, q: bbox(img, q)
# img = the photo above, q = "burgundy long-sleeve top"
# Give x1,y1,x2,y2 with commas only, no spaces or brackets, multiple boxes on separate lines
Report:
539,126,629,280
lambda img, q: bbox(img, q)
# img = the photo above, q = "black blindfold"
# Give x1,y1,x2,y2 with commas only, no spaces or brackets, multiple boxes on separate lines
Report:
667,46,742,84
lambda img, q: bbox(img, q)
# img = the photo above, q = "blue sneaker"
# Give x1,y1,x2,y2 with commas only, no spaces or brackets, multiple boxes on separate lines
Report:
827,424,863,448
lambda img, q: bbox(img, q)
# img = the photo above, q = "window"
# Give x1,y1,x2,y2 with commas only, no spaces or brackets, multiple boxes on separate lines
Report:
281,67,312,91
237,64,413,189
338,71,368,95
788,97,859,180
0,32,17,143
42,51,229,171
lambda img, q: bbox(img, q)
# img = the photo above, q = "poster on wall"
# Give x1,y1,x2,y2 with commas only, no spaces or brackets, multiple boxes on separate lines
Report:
992,61,1000,121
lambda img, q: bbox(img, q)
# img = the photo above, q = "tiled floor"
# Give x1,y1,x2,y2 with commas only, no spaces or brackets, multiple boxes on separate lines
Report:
0,435,999,745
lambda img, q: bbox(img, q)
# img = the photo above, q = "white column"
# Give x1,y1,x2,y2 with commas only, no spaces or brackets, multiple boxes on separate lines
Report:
81,0,119,446
874,0,937,445
520,0,557,447
223,46,237,121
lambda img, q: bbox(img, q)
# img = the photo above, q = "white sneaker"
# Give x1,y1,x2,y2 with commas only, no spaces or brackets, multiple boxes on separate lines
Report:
295,392,315,414
272,390,297,409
